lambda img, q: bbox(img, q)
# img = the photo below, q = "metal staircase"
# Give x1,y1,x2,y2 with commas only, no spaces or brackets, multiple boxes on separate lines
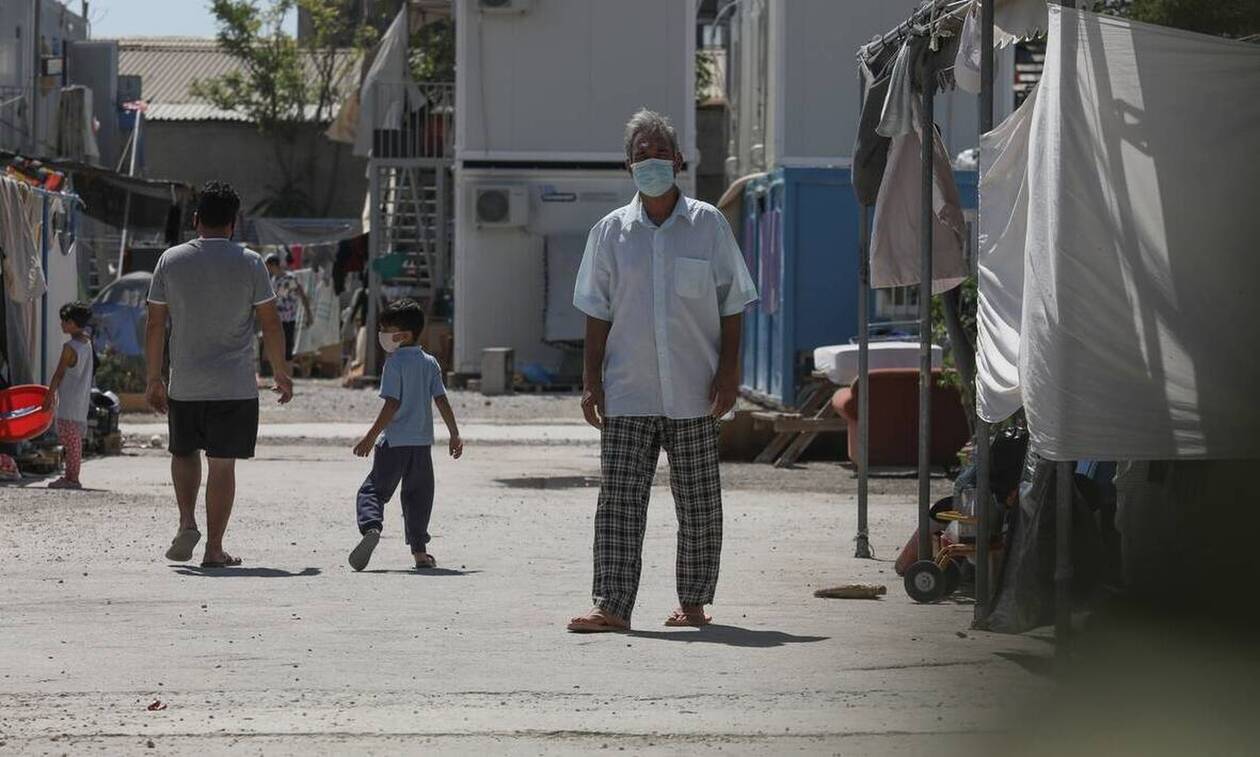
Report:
373,163,448,306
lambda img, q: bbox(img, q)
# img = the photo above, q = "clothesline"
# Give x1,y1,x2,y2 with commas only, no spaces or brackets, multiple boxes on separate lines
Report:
858,0,972,63
0,172,84,208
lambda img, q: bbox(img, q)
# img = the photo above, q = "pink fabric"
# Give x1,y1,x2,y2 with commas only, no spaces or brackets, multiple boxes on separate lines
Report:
56,419,83,483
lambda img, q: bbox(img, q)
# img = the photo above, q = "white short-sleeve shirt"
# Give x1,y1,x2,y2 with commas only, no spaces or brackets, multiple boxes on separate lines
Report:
573,193,758,419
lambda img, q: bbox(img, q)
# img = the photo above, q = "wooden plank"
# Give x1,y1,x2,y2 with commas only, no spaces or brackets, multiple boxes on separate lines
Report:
751,411,800,423
771,417,847,433
753,381,836,464
774,404,841,468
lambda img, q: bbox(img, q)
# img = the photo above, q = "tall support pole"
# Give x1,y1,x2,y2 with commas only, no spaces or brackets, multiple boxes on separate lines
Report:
855,73,873,560
1055,460,1074,656
1049,0,1074,661
39,196,49,382
855,203,872,559
116,108,142,280
973,0,996,625
915,68,935,563
366,163,382,377
31,0,42,156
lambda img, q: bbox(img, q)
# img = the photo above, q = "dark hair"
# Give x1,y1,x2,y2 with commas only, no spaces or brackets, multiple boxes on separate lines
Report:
379,298,425,335
195,181,241,228
59,301,93,328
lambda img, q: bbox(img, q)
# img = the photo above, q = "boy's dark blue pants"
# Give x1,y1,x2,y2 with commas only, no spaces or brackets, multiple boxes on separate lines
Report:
356,442,434,551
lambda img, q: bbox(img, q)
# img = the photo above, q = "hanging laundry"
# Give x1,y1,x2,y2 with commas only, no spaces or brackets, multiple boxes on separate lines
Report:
953,3,982,94
0,177,47,304
976,6,1260,460
975,83,1036,425
868,111,968,294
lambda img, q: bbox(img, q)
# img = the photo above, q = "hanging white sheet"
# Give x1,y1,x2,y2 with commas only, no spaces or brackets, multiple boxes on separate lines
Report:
976,6,1260,460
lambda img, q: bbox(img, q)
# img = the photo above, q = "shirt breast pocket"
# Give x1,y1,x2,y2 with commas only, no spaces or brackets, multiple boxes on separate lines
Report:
674,258,711,299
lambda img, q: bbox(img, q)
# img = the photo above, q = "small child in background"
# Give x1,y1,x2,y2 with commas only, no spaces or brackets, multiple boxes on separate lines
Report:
43,302,95,490
349,299,463,571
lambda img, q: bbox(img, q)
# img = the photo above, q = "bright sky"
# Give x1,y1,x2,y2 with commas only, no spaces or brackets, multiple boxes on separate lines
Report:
89,0,297,39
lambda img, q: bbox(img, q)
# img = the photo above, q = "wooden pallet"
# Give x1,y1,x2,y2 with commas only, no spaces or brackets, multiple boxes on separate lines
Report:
751,380,844,468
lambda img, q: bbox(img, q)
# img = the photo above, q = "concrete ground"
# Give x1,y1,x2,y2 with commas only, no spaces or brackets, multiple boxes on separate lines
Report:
0,386,1054,755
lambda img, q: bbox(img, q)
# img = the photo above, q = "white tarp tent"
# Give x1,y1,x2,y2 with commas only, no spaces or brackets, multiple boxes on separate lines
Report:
976,6,1260,460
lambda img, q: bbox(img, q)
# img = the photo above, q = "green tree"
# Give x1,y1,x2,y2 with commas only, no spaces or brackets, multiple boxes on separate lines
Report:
192,0,368,216
1100,0,1260,37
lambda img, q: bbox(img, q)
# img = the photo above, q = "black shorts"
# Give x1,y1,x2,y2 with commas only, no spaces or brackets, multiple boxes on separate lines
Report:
168,398,260,459
282,321,297,361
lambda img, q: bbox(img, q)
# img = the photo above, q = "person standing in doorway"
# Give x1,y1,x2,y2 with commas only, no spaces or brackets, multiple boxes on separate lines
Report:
265,252,313,372
567,109,758,632
146,182,294,568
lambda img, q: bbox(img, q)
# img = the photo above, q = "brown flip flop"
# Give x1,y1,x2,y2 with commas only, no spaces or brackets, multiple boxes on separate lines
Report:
567,611,629,633
664,609,712,627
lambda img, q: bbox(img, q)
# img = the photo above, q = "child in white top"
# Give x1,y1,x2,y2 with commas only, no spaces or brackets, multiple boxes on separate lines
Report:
44,302,95,490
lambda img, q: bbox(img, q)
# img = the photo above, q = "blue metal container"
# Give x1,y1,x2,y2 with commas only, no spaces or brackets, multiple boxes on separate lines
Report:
739,166,977,408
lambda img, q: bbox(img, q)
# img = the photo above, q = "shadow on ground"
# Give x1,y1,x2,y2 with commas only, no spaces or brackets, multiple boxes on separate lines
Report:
627,624,829,649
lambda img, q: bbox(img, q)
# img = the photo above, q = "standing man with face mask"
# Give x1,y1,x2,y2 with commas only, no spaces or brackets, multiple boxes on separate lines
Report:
567,109,759,632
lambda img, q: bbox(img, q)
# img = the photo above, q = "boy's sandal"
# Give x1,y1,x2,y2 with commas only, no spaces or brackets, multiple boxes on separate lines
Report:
200,554,243,568
414,554,437,569
165,527,202,562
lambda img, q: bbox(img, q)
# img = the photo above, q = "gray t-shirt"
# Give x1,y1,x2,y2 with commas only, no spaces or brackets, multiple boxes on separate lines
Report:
147,238,275,401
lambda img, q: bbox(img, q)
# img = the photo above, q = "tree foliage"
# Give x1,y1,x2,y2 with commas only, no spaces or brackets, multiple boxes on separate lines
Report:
1099,0,1260,37
192,0,368,216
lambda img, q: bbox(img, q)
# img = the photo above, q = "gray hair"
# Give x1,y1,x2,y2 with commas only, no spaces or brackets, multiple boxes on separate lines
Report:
624,108,679,162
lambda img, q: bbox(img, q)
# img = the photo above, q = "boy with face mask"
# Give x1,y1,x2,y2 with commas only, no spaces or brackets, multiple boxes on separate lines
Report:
350,299,463,570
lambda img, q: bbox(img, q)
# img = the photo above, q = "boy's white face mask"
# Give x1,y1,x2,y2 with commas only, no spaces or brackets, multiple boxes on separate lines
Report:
378,331,408,354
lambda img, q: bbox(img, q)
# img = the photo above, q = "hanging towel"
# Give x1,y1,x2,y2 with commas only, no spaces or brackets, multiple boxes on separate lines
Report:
869,109,968,295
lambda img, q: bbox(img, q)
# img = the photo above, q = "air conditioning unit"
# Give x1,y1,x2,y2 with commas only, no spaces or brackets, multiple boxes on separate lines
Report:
474,185,529,228
479,0,532,13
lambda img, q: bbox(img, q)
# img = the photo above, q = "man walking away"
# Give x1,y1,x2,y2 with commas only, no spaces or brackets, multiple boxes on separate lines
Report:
567,109,758,632
264,252,313,373
146,182,294,568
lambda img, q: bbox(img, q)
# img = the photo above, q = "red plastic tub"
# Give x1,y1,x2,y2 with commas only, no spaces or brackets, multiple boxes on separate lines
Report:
0,385,55,443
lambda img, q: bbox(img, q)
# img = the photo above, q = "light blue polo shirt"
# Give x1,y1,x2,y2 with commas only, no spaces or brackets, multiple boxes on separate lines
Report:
379,347,446,447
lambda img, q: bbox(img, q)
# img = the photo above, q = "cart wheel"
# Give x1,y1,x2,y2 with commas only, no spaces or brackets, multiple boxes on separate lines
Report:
904,560,947,603
942,559,962,596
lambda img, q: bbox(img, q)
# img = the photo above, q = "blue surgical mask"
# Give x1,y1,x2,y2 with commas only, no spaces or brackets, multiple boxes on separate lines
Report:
631,159,676,198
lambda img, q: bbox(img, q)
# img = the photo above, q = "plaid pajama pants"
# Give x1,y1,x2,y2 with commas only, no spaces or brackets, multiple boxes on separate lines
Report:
593,416,723,621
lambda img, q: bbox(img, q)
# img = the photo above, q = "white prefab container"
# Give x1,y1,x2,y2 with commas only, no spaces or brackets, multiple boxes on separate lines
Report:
455,0,697,163
729,0,1012,176
453,168,695,376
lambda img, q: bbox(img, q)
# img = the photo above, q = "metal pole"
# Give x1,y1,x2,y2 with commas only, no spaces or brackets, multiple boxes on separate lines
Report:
1048,0,1074,660
40,196,49,382
855,71,872,560
973,0,996,625
116,108,141,280
916,67,935,563
856,202,873,558
1055,460,1074,655
31,0,41,156
366,163,381,376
